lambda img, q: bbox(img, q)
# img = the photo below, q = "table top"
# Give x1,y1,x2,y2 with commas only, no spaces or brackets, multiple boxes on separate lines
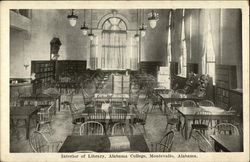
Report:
210,135,243,152
94,93,129,99
159,93,202,100
10,105,39,117
176,106,235,116
59,135,149,152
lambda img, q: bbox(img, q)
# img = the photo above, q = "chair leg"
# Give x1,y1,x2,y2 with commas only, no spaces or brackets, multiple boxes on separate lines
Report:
189,128,193,139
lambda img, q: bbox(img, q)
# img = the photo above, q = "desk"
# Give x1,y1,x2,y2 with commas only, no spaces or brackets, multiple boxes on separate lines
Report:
176,106,235,140
210,135,243,152
59,135,149,152
10,106,40,139
159,93,204,103
19,95,58,115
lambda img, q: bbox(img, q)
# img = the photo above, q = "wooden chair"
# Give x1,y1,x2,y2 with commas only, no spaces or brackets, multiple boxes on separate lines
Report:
165,104,180,132
69,103,85,124
87,108,107,134
128,91,140,110
61,92,73,111
36,103,54,135
29,131,62,152
182,100,197,107
213,123,240,135
132,102,150,135
81,88,94,107
150,92,163,113
80,121,104,135
150,131,175,152
198,100,215,107
109,108,127,125
192,129,214,152
111,122,135,136
189,111,212,139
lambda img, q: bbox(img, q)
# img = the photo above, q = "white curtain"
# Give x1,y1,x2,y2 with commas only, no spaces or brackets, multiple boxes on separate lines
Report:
102,31,128,70
201,10,216,84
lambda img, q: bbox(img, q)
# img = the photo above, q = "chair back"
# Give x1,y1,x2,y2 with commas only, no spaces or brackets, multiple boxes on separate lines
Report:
135,102,150,123
109,108,127,123
37,103,54,123
151,131,175,152
193,111,212,126
29,131,49,152
88,108,106,121
182,100,197,107
111,122,135,136
80,121,104,135
198,100,214,107
214,123,239,135
81,88,93,105
193,129,214,152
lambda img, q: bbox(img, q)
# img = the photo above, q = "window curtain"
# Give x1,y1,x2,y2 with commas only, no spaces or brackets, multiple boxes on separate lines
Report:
101,31,128,70
166,11,172,66
201,10,216,83
179,10,187,77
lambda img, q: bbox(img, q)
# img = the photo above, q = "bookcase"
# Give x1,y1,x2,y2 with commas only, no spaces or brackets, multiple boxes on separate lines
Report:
56,60,87,81
215,65,237,109
112,75,130,94
31,61,56,94
139,61,163,77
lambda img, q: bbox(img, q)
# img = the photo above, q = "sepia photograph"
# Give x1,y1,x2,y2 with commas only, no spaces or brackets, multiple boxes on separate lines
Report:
1,1,249,162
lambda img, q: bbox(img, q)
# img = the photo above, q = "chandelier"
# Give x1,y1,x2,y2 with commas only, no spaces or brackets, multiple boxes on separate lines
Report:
67,9,78,27
134,9,140,42
80,9,89,35
148,10,159,29
139,9,147,37
88,9,95,41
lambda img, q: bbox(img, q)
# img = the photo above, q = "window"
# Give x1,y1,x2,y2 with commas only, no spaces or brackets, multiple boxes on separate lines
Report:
202,11,216,84
167,11,172,66
179,10,187,77
101,17,129,70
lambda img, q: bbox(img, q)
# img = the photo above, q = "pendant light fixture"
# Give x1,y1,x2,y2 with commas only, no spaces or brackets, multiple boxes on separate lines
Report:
134,9,140,42
67,9,78,27
148,10,159,29
88,9,94,41
80,9,89,35
139,9,146,37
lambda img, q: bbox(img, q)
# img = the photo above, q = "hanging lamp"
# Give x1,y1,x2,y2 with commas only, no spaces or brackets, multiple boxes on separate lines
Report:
80,9,89,35
148,10,159,29
134,9,140,42
88,9,94,40
139,9,147,37
67,9,78,27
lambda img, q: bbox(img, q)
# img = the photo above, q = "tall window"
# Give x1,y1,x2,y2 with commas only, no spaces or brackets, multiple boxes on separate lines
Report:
202,11,215,84
101,17,128,70
167,10,172,66
179,10,187,77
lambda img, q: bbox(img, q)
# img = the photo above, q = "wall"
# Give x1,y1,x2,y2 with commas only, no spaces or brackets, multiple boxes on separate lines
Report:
169,9,242,88
10,9,169,78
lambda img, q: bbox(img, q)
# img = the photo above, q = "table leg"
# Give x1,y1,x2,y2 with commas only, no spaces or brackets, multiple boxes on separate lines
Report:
58,97,61,112
184,117,188,140
26,117,30,139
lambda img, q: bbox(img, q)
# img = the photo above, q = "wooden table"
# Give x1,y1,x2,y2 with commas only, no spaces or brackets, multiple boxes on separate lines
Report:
158,93,204,103
176,106,235,140
19,95,58,115
10,106,40,139
210,135,243,152
59,135,149,152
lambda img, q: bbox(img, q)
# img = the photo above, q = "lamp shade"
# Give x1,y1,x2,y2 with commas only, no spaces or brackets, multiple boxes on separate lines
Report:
88,33,94,40
134,33,140,42
81,26,88,35
149,19,157,28
67,11,78,27
139,28,146,37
